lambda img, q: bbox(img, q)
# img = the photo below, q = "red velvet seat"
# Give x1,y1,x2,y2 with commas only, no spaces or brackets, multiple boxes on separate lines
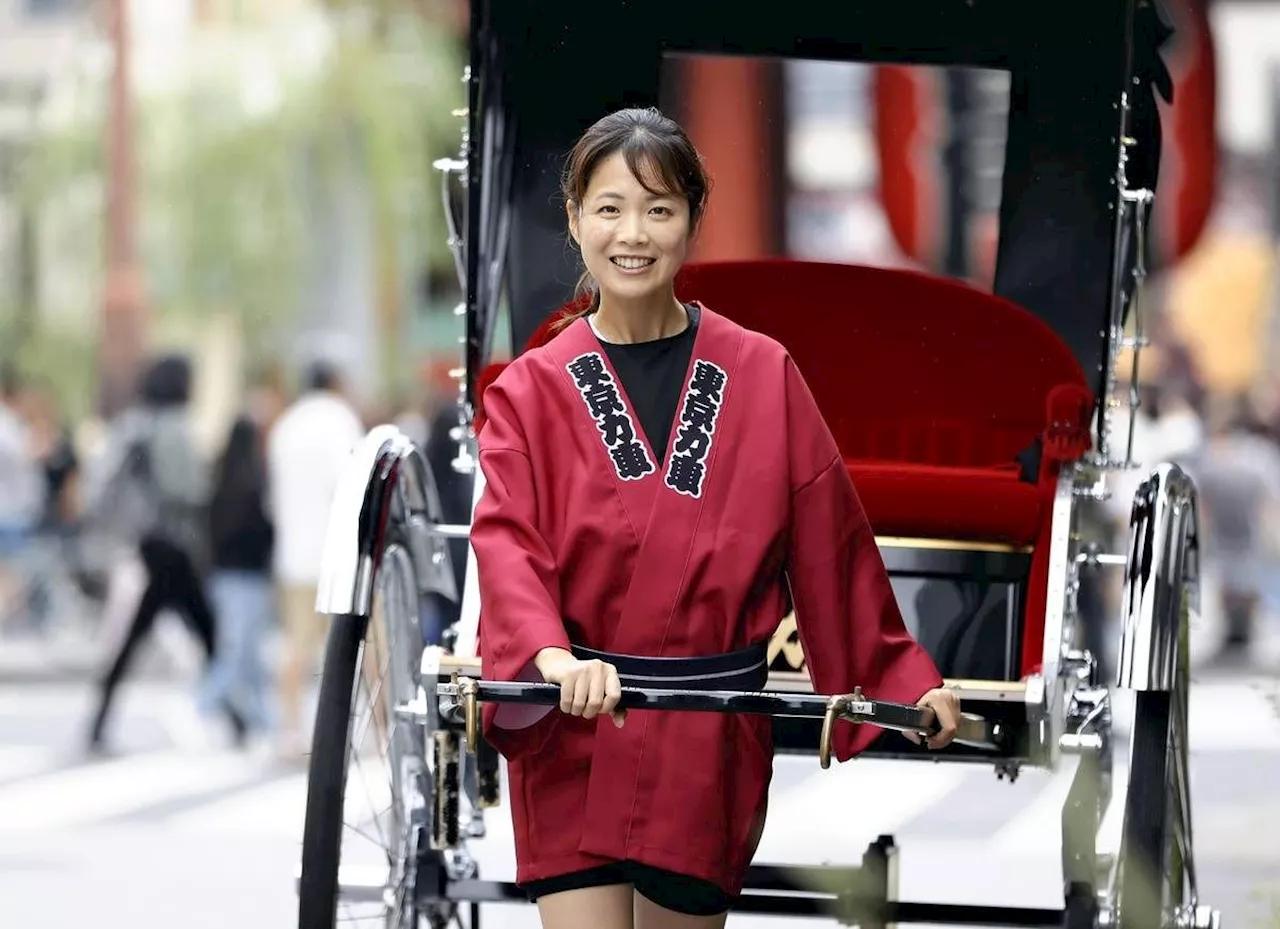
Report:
673,260,1092,548
845,461,1042,545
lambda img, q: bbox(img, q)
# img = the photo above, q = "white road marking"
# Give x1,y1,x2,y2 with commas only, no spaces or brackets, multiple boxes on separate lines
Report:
0,745,56,784
166,769,310,839
0,749,265,831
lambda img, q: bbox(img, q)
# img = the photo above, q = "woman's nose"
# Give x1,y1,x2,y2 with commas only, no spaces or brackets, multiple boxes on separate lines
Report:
617,212,649,243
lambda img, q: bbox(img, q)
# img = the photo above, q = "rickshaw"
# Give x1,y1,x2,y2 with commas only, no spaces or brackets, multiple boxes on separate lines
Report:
295,2,1218,928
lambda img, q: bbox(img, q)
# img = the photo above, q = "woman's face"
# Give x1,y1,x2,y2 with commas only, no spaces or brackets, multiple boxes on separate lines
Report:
567,151,692,306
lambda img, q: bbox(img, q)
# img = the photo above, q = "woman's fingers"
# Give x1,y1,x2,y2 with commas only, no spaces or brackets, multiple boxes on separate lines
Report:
603,665,626,728
570,671,591,716
928,697,960,749
582,664,607,719
551,660,628,727
547,659,628,724
914,688,961,750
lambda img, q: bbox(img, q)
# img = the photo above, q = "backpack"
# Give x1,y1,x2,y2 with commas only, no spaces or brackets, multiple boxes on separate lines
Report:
82,415,162,547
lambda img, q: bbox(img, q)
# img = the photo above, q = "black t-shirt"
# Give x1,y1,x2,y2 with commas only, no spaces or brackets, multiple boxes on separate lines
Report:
594,304,700,465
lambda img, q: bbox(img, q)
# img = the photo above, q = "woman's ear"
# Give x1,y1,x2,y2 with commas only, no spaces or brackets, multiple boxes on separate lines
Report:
566,200,580,245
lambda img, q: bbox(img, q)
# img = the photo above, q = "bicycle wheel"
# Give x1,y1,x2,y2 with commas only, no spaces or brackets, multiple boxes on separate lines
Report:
298,541,429,928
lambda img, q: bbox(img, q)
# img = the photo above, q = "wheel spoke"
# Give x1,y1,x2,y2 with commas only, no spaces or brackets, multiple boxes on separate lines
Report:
344,644,393,853
1169,703,1196,905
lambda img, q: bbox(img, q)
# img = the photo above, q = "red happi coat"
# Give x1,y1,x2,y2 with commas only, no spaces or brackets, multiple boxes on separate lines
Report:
472,304,943,893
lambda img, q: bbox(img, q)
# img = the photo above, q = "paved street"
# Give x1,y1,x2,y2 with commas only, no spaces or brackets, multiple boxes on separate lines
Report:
0,665,1277,929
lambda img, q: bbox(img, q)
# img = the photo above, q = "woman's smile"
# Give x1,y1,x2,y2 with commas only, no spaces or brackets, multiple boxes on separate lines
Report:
610,255,657,273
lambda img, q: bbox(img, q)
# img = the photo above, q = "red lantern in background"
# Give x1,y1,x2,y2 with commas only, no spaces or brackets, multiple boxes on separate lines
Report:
872,66,951,275
1153,0,1217,267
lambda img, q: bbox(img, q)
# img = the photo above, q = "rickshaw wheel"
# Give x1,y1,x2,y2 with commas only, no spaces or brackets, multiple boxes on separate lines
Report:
298,541,431,929
1112,589,1191,929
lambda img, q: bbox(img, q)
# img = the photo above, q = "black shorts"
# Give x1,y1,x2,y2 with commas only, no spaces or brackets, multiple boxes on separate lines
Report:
520,860,733,916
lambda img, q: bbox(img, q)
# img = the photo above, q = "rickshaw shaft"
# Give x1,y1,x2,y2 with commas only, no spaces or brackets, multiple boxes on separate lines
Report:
438,678,967,737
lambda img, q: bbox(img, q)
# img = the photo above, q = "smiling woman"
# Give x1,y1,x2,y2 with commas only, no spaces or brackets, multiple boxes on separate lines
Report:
471,105,959,929
555,107,711,344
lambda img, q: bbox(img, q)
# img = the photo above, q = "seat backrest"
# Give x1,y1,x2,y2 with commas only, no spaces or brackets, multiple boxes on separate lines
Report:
675,259,1089,469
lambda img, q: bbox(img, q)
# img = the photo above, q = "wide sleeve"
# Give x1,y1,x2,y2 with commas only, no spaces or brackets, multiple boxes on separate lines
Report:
470,374,573,749
781,356,943,763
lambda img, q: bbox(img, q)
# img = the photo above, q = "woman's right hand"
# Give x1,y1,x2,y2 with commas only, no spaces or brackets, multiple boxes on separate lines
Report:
533,647,627,728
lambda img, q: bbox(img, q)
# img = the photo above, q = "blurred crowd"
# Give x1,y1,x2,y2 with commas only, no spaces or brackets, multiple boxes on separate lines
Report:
0,353,470,762
1102,341,1280,666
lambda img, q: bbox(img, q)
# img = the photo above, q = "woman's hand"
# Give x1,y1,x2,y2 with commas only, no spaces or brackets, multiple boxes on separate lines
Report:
904,686,961,750
533,647,627,728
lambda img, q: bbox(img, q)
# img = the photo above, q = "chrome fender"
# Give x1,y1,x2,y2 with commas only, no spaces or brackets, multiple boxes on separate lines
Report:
316,425,459,618
1115,462,1199,692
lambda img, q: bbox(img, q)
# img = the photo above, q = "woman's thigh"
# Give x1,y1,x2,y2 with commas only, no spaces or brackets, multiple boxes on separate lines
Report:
535,883,635,929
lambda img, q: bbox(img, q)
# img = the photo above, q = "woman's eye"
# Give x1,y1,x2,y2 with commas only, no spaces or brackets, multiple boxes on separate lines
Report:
650,206,671,216
599,205,619,214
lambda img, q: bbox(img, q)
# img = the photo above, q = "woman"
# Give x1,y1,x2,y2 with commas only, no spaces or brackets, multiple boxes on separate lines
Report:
472,107,960,929
198,415,275,737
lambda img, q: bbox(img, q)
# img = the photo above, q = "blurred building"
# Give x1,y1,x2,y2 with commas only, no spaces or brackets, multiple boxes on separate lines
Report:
0,0,93,350
1,0,466,441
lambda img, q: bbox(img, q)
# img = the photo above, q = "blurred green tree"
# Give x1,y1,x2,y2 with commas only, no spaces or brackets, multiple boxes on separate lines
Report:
146,4,466,395
9,0,465,415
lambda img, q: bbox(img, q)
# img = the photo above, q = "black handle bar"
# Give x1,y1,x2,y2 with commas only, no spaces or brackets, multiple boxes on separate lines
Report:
437,677,1002,768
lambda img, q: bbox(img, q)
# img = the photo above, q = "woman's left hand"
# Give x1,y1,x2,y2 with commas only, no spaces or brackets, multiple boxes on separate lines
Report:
904,687,961,750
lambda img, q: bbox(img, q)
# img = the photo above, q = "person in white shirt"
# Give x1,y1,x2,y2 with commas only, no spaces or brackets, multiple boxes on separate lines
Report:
0,368,44,631
266,361,365,755
0,368,43,551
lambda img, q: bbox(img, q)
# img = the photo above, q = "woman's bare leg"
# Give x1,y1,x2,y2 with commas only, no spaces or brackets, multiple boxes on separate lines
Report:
536,883,635,929
633,894,728,929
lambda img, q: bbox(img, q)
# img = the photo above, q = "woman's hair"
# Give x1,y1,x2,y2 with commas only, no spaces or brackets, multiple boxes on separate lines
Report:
139,354,193,409
210,415,267,546
555,106,711,329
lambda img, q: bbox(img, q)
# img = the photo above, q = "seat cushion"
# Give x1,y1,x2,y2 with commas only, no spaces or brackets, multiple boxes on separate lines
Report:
676,260,1091,470
846,461,1043,546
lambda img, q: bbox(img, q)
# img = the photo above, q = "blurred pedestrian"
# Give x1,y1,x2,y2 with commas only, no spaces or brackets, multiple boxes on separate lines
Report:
0,367,45,627
197,414,276,740
22,378,79,533
18,379,83,631
0,367,43,552
266,359,364,759
84,354,246,753
1193,393,1280,658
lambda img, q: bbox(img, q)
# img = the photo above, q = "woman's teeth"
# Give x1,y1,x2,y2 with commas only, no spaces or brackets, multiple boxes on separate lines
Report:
612,257,655,270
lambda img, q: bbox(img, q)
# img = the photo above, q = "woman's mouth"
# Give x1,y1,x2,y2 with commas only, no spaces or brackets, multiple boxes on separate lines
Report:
611,256,656,273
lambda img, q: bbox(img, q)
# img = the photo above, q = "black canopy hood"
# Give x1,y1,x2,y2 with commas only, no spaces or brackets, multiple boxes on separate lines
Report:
461,0,1173,407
